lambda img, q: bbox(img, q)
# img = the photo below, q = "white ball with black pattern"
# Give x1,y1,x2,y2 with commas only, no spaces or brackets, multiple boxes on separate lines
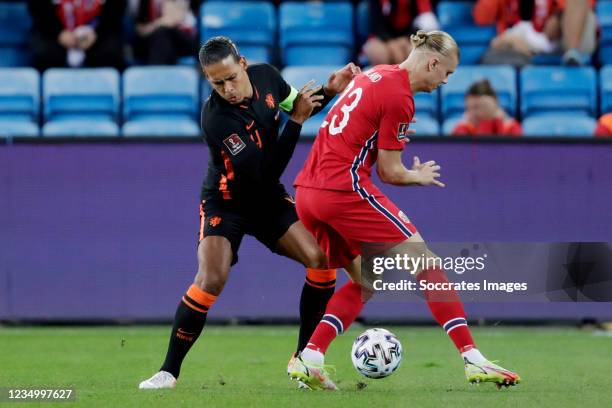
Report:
351,328,403,379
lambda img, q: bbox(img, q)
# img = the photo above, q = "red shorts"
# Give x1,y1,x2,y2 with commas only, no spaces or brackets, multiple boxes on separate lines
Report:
296,186,418,268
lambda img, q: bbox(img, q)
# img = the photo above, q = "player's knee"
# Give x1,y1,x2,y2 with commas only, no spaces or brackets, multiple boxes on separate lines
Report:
303,247,329,269
194,267,228,296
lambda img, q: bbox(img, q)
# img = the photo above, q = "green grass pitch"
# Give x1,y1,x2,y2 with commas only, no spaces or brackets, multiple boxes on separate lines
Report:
1,326,611,407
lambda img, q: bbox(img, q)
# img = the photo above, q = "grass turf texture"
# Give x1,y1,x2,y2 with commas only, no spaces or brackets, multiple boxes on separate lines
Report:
1,326,611,407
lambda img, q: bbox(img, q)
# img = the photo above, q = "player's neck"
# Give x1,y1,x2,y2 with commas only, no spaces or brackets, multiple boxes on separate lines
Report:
399,59,420,94
245,80,254,100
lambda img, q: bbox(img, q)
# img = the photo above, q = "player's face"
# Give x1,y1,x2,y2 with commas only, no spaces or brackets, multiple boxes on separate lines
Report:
205,56,251,104
425,54,457,92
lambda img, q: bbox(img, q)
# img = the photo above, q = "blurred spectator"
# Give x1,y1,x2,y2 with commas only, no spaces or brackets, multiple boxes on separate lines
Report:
28,0,126,71
594,113,612,137
452,80,522,137
474,0,596,65
363,0,439,65
134,0,198,65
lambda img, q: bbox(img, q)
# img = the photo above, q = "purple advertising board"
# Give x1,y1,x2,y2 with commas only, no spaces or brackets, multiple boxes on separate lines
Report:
1,141,611,321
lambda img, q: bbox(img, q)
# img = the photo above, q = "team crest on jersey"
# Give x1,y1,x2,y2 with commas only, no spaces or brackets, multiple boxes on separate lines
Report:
265,93,275,109
366,71,382,82
223,133,246,155
398,211,410,224
209,216,222,227
397,123,410,141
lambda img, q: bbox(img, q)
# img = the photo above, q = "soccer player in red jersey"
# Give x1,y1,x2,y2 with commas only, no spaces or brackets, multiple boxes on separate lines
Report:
289,30,521,390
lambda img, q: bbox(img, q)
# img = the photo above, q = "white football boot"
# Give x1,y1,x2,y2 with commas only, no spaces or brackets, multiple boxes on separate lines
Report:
138,371,177,389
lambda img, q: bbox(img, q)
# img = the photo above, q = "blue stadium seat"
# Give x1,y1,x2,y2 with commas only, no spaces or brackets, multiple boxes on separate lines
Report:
600,65,612,114
122,119,200,137
280,1,354,66
0,68,39,137
410,115,440,137
122,66,199,137
300,111,326,139
123,66,198,120
42,68,119,136
43,68,119,121
414,89,439,120
282,66,340,138
437,1,495,64
520,66,596,118
201,1,276,63
444,26,496,64
0,121,39,137
43,120,119,137
281,66,339,99
0,2,31,67
530,53,563,65
522,114,596,137
356,1,369,45
177,56,197,66
437,1,476,26
597,1,612,65
441,65,516,120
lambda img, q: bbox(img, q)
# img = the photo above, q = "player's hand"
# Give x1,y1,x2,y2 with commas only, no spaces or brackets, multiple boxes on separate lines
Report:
78,30,97,50
58,30,77,48
411,156,445,187
324,63,361,95
290,80,324,124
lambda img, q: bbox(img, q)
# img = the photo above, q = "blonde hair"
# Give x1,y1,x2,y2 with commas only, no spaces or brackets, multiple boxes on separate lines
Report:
410,30,460,61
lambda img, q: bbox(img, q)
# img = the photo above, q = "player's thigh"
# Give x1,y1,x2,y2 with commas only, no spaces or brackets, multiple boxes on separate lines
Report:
247,192,295,245
198,199,246,266
329,189,419,245
295,187,361,269
275,220,328,269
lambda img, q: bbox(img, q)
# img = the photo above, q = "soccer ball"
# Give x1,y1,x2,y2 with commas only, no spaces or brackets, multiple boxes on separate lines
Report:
351,328,403,379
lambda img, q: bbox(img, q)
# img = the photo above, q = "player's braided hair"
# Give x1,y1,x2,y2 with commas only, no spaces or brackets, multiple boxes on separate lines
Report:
410,30,460,61
199,36,241,66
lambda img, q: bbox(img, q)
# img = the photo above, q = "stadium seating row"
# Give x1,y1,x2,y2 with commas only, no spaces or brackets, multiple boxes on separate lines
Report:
3,1,612,68
2,64,612,138
0,67,200,137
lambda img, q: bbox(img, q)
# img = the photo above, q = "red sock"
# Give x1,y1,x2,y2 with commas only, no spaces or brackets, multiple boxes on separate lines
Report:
417,268,475,352
306,281,366,354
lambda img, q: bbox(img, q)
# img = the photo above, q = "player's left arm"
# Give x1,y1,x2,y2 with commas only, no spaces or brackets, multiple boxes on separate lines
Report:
265,81,323,180
378,150,445,187
376,90,445,187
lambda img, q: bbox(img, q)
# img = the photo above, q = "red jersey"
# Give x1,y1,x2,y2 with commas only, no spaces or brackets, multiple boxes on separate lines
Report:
294,65,415,193
474,0,558,33
452,117,523,137
595,113,612,137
